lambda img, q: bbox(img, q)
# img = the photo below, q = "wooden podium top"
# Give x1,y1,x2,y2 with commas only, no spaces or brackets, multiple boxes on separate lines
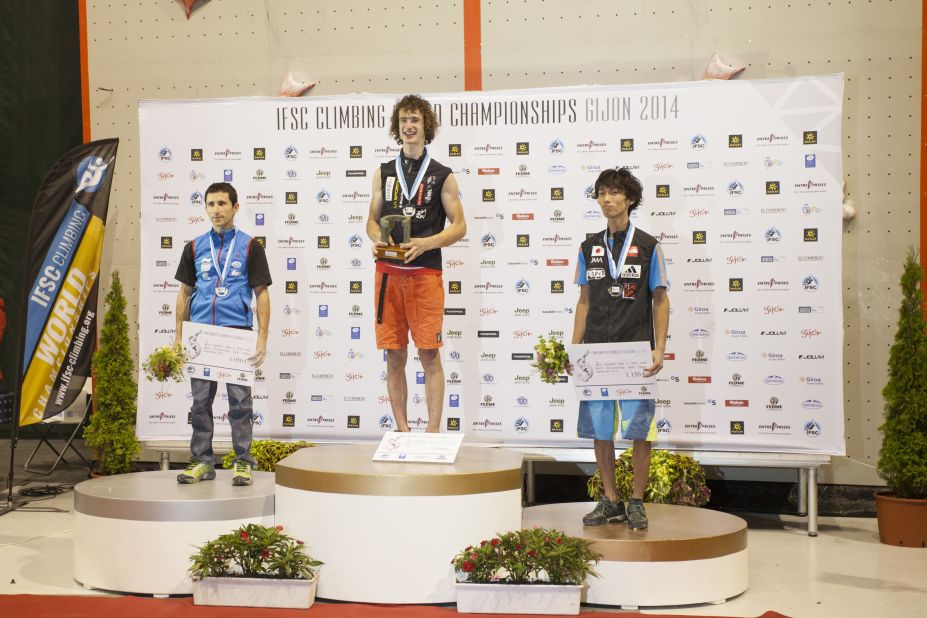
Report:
276,444,523,496
524,502,748,562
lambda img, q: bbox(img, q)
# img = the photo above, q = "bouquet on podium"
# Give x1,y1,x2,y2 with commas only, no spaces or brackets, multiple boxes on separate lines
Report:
531,335,569,385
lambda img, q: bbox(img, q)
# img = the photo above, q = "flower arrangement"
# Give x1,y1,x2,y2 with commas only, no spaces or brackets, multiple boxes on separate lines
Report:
587,448,711,507
532,335,569,385
452,527,600,586
142,344,188,382
189,523,322,581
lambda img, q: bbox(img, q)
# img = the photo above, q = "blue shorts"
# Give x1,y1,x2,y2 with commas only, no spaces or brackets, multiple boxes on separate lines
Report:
577,399,656,441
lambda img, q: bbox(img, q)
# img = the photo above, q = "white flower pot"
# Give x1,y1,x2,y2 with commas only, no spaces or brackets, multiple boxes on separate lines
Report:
192,574,318,609
455,582,583,615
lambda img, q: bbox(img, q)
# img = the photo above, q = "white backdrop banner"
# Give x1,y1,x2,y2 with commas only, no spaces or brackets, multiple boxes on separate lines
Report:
138,75,845,454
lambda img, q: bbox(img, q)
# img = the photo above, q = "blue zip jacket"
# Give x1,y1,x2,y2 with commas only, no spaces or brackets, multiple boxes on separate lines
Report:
189,227,255,327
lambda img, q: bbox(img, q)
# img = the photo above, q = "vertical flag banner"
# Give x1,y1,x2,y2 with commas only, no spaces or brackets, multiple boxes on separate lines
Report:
19,138,119,426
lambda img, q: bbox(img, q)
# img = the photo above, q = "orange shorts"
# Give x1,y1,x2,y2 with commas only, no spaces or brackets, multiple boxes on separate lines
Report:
374,271,444,350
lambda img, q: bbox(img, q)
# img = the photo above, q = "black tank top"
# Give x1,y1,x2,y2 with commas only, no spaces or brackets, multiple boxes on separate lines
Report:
379,153,452,270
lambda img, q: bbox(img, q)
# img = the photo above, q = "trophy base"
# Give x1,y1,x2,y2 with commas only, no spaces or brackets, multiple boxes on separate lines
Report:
375,246,409,261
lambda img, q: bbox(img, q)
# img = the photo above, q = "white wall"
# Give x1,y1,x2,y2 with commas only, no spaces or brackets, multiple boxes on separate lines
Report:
85,0,921,485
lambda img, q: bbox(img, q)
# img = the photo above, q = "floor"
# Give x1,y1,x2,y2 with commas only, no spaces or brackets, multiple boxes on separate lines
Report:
1,439,926,618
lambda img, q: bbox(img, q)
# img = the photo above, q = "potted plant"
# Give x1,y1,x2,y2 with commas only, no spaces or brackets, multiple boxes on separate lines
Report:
586,448,711,507
189,523,323,608
83,270,140,475
220,439,313,472
876,248,927,547
451,527,601,615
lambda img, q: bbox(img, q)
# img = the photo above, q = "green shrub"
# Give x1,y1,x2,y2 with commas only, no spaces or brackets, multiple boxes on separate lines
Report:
878,248,927,499
587,448,710,506
222,439,313,472
83,270,140,474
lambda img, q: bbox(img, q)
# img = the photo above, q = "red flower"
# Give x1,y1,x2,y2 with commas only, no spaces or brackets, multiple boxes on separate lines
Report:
527,550,537,557
491,538,500,547
462,560,475,572
275,525,284,532
515,543,523,551
240,531,249,541
261,550,270,559
296,540,305,545
465,545,472,551
470,552,478,561
480,540,488,547
556,538,563,544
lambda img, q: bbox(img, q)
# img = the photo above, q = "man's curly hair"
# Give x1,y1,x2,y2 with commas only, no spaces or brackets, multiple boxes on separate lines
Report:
389,94,440,145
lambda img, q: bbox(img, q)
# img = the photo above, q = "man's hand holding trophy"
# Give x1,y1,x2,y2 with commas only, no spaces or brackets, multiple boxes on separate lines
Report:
374,214,413,261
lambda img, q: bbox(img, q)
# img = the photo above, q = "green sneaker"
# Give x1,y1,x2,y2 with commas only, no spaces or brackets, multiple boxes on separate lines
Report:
177,461,216,484
582,498,627,526
627,499,648,530
232,460,253,486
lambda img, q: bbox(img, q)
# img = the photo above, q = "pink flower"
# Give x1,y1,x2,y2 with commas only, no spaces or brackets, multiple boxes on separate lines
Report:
275,525,284,532
470,552,478,561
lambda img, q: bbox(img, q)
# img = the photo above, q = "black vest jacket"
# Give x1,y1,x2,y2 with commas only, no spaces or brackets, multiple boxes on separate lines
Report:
579,227,660,347
379,155,452,270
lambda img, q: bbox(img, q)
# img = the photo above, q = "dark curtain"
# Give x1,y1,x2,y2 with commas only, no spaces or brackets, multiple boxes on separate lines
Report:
0,1,83,403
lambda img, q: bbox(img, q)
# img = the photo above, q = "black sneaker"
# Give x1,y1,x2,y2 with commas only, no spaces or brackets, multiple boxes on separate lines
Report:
582,498,627,526
627,500,648,530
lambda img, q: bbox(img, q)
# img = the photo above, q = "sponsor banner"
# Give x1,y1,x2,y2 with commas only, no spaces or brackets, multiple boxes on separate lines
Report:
20,139,119,425
138,77,844,454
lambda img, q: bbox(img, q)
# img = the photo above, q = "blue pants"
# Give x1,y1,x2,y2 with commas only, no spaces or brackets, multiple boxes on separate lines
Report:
189,378,257,466
577,399,656,441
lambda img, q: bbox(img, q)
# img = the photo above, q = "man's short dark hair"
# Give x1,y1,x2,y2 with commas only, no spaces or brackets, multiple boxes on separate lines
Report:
389,94,439,145
593,167,643,212
204,182,238,205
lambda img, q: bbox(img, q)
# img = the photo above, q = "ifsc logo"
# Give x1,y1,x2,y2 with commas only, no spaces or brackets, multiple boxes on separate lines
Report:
76,155,110,194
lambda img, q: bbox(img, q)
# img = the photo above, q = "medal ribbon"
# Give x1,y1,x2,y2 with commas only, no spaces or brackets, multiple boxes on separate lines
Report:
394,148,431,206
208,228,237,295
604,223,635,282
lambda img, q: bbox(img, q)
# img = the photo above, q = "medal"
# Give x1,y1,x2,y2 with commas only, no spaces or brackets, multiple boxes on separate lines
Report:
208,229,237,300
603,223,635,281
395,148,431,214
604,223,636,301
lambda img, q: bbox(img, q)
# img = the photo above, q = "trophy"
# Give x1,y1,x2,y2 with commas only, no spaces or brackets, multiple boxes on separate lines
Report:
375,214,412,261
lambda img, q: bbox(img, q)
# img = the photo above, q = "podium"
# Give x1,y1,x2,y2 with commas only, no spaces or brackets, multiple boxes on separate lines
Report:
275,444,524,603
